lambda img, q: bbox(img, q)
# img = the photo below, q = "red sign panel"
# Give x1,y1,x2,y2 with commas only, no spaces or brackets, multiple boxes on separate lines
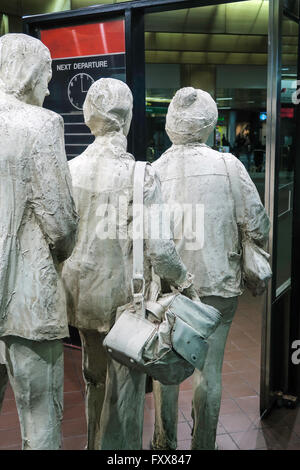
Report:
41,20,125,59
280,107,294,119
41,18,126,160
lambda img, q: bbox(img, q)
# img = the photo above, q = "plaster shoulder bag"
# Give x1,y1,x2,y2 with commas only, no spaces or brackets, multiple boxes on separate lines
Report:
103,161,222,385
222,155,272,296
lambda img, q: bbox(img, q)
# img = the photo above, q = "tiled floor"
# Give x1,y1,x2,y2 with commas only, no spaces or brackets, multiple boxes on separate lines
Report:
1,290,300,450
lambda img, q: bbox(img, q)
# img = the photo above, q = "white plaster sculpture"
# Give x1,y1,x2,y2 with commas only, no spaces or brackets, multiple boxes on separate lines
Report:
0,33,78,450
151,87,271,450
62,77,197,450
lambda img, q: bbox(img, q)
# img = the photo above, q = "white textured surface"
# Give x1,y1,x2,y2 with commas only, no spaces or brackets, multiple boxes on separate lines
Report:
62,78,189,333
0,34,78,340
166,87,218,145
154,87,270,298
152,87,270,451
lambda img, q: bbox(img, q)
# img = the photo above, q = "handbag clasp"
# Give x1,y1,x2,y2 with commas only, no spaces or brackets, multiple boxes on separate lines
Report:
131,275,145,315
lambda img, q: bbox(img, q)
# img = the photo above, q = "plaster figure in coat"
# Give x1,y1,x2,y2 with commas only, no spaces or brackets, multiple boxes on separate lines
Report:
151,87,271,450
0,34,78,450
62,77,198,450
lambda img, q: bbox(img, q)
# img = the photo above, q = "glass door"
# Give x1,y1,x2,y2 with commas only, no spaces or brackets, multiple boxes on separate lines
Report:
261,0,299,414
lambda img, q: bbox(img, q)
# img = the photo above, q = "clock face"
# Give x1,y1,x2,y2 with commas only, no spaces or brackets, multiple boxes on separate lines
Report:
67,73,95,110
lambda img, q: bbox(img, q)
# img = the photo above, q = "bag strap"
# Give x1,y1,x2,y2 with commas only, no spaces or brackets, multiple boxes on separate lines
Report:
222,154,243,226
131,161,147,314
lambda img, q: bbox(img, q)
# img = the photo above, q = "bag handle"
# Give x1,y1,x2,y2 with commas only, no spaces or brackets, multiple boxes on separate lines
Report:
221,154,243,226
131,161,147,315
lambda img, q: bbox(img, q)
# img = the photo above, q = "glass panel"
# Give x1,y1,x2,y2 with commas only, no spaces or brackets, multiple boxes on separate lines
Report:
283,0,299,16
275,15,298,295
145,0,269,203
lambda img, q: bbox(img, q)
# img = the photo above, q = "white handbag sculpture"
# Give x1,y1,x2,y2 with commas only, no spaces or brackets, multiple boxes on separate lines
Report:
103,161,222,385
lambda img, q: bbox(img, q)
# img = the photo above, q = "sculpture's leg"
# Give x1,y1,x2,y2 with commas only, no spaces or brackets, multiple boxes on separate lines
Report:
151,381,180,450
3,336,63,450
191,296,238,450
0,364,8,413
79,329,107,450
99,355,146,450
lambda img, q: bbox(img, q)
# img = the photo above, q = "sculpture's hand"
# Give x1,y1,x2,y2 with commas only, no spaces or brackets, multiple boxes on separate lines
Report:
181,285,200,301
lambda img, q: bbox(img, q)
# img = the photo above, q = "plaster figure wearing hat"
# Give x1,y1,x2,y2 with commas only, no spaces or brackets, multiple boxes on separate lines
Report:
62,77,198,450
151,87,271,450
0,33,78,449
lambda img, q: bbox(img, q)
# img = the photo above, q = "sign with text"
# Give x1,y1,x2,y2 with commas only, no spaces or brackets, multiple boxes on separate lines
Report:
41,19,126,159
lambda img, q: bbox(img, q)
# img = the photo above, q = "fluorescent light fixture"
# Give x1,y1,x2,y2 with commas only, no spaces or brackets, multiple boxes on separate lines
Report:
218,106,231,110
146,97,171,103
216,97,233,101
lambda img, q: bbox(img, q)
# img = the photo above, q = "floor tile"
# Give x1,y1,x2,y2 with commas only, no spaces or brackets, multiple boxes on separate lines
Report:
62,434,86,450
0,427,22,448
220,411,254,433
0,411,20,430
177,439,191,450
216,434,239,450
219,398,242,415
63,403,85,421
235,396,260,415
1,399,17,415
62,416,87,438
230,429,268,449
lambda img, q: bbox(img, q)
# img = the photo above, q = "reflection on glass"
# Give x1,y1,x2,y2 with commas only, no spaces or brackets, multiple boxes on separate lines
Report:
145,0,269,203
275,15,298,295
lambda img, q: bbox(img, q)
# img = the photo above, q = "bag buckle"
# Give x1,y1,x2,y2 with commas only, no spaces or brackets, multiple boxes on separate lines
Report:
131,275,145,314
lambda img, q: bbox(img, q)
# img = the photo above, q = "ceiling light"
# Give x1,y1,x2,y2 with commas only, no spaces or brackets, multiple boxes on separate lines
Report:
146,97,171,103
216,97,233,101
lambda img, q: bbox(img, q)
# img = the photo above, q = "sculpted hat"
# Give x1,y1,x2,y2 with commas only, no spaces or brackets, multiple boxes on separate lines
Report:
83,77,133,137
166,87,218,145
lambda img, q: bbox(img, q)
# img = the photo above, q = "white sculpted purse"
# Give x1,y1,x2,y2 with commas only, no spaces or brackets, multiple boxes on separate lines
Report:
222,155,272,296
103,161,222,385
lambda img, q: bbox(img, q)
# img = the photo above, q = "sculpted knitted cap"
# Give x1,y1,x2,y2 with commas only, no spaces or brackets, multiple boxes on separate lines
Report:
83,77,133,137
0,33,51,99
166,87,218,145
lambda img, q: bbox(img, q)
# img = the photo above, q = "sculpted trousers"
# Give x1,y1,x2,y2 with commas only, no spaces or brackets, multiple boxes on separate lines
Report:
78,329,108,450
1,336,63,450
99,355,146,450
152,295,238,450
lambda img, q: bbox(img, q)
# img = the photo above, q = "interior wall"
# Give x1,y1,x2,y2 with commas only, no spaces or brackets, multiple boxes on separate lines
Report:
181,64,216,99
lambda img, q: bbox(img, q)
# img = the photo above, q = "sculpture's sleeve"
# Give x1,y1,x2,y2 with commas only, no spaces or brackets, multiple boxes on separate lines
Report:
29,114,79,263
233,157,270,247
143,164,191,288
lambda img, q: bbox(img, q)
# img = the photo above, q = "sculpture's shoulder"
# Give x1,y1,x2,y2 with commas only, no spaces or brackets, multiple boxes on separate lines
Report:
0,95,63,140
68,152,86,175
153,144,235,182
26,106,63,136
